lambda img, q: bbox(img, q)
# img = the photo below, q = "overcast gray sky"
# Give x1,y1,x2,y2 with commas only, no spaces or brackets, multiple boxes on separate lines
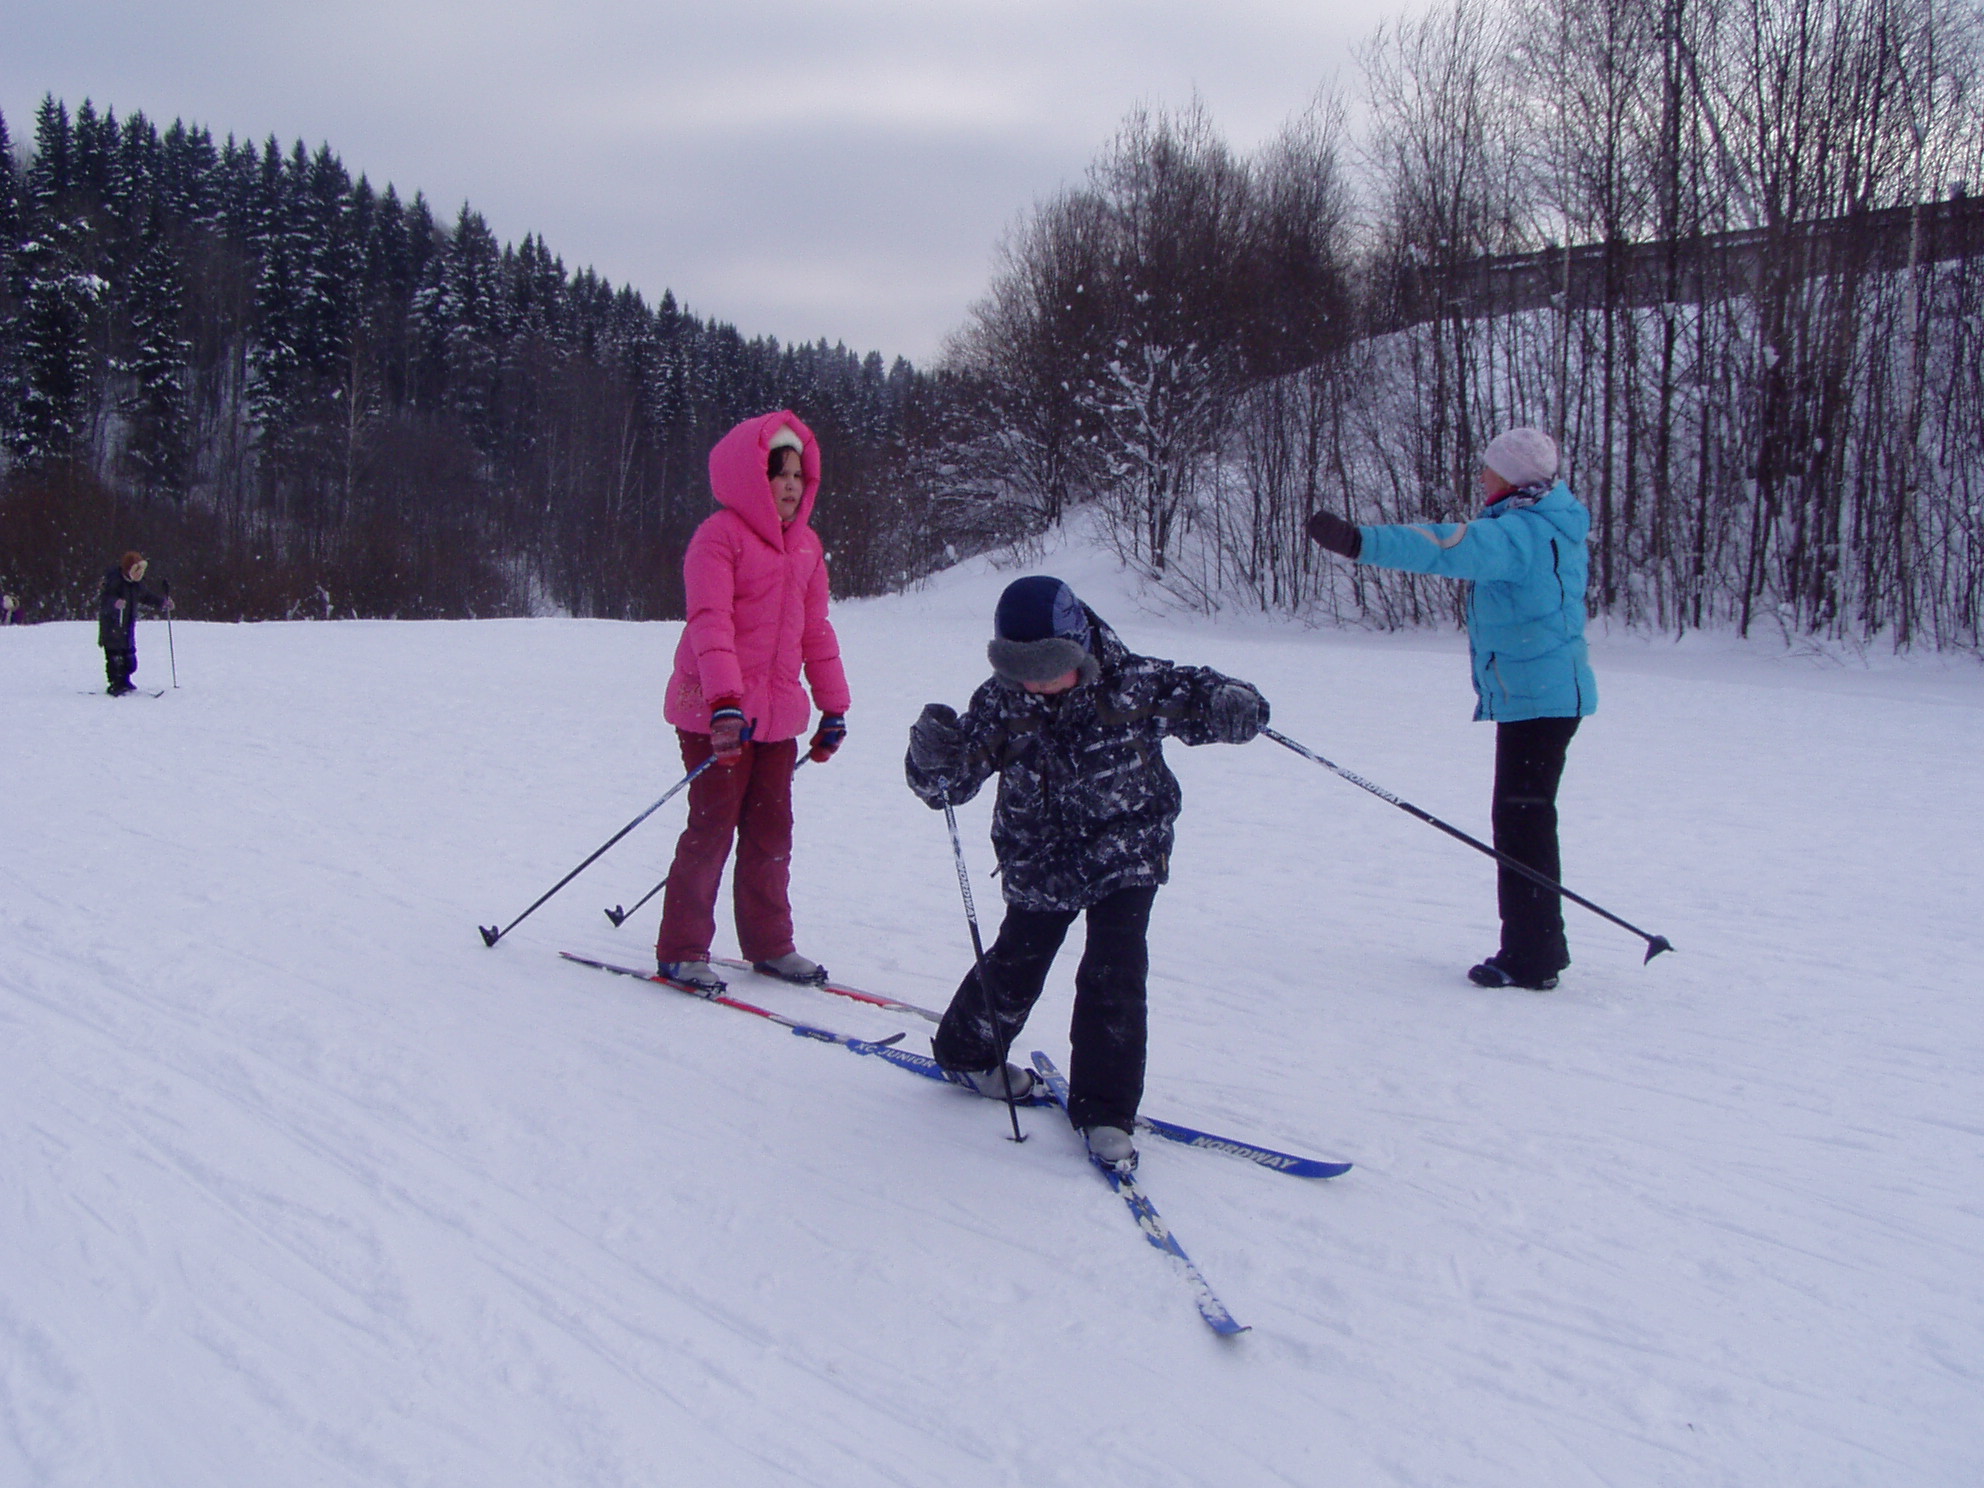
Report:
4,0,1409,365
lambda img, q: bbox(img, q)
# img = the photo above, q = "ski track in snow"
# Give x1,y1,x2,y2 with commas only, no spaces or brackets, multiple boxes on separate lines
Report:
3,542,1980,1487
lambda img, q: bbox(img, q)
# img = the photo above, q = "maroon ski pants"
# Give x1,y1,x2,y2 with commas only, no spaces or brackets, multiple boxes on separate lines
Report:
654,730,799,965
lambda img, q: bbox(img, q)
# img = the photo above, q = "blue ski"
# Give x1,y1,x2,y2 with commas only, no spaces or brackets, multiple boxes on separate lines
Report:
845,1038,1060,1105
561,954,1349,1175
1135,1114,1351,1180
1031,1051,1248,1336
852,1038,1347,1176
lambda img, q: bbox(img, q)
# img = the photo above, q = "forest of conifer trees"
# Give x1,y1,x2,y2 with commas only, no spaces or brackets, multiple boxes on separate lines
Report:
0,96,995,623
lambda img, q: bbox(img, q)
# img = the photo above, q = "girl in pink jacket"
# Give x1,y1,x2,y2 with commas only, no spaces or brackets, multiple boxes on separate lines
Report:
655,411,851,991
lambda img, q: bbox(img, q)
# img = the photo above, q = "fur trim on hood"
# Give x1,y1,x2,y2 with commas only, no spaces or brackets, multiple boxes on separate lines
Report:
708,410,820,547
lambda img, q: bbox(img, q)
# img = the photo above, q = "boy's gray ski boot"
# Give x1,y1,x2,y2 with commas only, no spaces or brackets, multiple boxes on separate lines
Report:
1083,1125,1138,1172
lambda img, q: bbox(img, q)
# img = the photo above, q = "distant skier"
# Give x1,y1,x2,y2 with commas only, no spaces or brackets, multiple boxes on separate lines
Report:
2,592,18,624
905,576,1269,1170
1305,427,1597,990
655,411,850,993
97,551,171,696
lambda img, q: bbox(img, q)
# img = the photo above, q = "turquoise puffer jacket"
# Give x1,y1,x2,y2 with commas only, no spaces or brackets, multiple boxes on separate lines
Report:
1356,481,1598,723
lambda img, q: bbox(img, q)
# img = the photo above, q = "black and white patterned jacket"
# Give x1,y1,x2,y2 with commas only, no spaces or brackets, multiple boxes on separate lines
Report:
905,608,1262,912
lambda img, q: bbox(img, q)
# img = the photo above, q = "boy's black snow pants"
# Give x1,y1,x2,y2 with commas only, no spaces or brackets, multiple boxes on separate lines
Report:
932,884,1156,1132
103,645,136,693
1492,716,1580,977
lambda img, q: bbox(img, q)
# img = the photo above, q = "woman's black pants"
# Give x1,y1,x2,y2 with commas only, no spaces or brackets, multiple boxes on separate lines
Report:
1492,716,1580,976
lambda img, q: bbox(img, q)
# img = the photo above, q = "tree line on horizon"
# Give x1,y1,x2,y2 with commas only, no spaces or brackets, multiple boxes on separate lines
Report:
0,96,973,623
6,0,1984,648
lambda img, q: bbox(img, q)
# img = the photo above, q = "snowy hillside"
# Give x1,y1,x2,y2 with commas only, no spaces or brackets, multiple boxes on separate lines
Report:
4,538,1981,1487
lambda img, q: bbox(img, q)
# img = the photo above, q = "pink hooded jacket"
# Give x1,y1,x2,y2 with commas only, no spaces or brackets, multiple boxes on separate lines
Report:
663,411,851,742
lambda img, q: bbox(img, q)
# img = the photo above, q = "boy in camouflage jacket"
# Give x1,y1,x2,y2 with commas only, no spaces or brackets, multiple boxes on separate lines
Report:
905,576,1267,1167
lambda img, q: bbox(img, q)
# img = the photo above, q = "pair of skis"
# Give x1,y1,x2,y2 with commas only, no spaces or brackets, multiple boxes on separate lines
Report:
560,951,1350,1334
706,956,942,1023
560,952,911,1054
561,953,1348,1179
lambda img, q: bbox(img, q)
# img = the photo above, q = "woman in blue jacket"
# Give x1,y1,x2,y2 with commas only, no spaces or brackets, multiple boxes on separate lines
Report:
1306,428,1596,990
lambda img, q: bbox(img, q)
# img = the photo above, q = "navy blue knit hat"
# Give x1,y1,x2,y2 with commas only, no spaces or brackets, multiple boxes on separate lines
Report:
988,576,1097,686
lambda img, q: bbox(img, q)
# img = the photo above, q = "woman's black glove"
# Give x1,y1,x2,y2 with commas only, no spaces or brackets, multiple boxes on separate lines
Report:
908,703,966,779
1209,682,1269,744
1305,510,1362,559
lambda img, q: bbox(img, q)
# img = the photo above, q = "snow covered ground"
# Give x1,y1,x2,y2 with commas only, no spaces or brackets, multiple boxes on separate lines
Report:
4,536,1981,1487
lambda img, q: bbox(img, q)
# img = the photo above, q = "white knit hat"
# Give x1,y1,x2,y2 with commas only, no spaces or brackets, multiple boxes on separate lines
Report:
768,425,804,455
1482,428,1558,488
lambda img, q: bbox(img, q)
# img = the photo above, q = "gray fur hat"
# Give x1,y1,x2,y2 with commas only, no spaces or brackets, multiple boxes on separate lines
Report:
987,575,1100,686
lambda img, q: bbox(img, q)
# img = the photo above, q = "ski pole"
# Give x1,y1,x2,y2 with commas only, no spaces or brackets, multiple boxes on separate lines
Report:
1262,726,1673,963
162,579,178,688
605,755,807,926
939,785,1026,1142
480,755,718,947
604,877,665,928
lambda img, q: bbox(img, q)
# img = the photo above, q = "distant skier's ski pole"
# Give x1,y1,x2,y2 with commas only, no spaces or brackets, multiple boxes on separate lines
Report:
1263,726,1673,963
481,756,719,947
163,579,178,688
606,756,806,926
939,786,1026,1142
